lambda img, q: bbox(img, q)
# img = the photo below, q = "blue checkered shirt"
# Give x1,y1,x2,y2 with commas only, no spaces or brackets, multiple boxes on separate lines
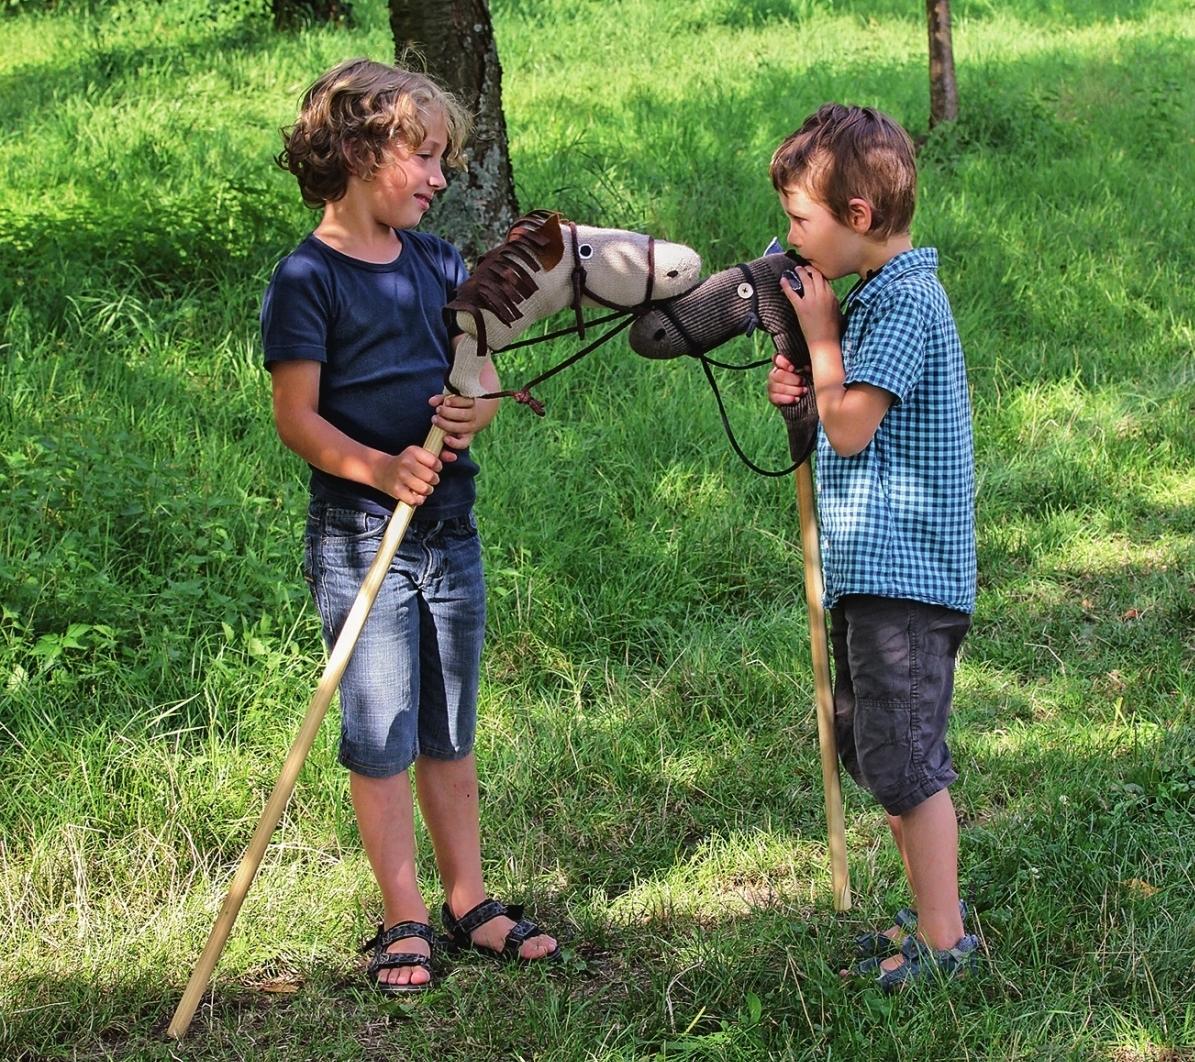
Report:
816,247,976,613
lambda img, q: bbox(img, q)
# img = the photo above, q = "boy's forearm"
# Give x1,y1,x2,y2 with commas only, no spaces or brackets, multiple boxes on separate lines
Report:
276,406,393,493
808,338,850,431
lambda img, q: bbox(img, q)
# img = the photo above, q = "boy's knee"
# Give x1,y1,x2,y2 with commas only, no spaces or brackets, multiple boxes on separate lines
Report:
852,695,957,814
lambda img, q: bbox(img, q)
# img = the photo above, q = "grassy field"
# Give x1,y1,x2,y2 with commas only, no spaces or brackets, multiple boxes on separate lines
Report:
1,0,1193,1057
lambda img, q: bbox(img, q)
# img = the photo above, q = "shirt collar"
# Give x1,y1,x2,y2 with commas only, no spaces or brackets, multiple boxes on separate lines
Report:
844,247,939,313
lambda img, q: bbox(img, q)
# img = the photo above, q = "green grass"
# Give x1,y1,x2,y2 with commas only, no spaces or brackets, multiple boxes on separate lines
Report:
1,0,1193,1057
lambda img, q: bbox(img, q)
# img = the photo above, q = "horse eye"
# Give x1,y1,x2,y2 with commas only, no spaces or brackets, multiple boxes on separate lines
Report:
737,282,754,299
578,244,593,259
653,328,666,340
666,269,678,278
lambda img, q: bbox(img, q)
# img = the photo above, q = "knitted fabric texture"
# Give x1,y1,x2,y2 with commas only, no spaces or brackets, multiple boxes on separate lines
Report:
629,252,817,464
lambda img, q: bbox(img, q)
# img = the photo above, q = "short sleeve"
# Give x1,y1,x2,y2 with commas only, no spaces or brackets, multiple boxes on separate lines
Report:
844,286,928,403
260,252,332,367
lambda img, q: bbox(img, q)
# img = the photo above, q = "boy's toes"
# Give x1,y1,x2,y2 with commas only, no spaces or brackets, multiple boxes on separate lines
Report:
518,933,558,960
394,963,430,986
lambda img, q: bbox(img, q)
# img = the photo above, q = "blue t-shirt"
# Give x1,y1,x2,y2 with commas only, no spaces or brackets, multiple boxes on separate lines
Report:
261,229,474,517
817,247,977,614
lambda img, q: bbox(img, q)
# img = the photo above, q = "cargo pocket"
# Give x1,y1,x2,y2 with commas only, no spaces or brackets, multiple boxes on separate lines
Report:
855,696,914,805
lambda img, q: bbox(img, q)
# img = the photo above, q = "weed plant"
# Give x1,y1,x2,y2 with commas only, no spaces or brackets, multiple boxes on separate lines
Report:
1,0,1192,1058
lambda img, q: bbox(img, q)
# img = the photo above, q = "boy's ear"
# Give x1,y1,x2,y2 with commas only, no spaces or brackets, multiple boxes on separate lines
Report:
846,197,873,234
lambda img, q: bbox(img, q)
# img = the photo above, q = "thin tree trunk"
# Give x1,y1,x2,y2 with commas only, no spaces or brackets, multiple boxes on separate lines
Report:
926,0,959,127
390,0,518,263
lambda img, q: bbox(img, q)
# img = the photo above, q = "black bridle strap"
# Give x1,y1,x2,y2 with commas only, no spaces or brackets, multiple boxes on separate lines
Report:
497,310,628,351
696,352,798,477
476,314,636,416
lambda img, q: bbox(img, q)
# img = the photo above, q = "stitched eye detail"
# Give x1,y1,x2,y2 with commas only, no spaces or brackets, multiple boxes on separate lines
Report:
578,244,593,259
737,282,754,299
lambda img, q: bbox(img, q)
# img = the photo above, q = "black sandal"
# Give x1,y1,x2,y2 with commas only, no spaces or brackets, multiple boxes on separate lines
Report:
360,920,436,994
440,897,561,962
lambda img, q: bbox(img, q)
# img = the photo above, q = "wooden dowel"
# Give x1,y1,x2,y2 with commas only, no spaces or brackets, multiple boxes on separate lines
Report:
795,459,851,912
166,427,446,1040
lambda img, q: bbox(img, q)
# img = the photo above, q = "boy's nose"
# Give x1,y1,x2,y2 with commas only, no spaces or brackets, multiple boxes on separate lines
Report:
430,164,446,188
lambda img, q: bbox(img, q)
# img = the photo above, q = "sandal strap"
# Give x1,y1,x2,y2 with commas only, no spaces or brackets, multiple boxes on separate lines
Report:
501,917,544,955
368,950,432,976
446,897,523,939
361,919,436,954
898,932,979,967
899,933,931,961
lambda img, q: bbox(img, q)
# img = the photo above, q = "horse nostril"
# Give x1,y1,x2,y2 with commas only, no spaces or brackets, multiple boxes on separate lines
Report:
666,270,678,278
653,328,666,341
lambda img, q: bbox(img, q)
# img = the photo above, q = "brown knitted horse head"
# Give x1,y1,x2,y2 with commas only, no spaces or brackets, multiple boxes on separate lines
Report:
444,210,701,398
628,250,818,465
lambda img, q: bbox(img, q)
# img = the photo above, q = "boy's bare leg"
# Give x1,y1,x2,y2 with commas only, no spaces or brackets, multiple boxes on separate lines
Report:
414,754,556,959
879,787,964,973
350,771,431,988
869,813,916,945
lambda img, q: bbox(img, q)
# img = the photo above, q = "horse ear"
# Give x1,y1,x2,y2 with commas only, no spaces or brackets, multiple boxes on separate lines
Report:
537,211,565,270
503,210,565,271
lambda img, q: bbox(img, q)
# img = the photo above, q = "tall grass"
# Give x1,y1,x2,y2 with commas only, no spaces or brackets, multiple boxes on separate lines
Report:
1,0,1192,1058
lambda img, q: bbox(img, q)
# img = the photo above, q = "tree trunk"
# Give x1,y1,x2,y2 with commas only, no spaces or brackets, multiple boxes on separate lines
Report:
390,0,518,264
926,0,959,127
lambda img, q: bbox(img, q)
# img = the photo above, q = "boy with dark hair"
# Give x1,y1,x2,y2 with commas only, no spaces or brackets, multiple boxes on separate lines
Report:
767,103,979,989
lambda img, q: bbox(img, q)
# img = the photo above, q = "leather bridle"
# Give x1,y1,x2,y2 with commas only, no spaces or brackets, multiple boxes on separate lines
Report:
466,224,661,415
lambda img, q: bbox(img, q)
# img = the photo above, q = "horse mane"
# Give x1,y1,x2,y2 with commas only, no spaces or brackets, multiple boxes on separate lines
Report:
445,209,567,331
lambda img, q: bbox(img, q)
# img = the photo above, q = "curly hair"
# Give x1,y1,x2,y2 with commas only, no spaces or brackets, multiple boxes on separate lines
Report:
277,58,472,208
770,103,916,239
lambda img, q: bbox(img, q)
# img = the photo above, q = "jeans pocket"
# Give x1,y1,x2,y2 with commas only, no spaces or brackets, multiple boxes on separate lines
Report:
321,506,388,542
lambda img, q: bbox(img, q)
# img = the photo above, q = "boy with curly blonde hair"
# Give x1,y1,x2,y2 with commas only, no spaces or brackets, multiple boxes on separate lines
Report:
263,58,559,994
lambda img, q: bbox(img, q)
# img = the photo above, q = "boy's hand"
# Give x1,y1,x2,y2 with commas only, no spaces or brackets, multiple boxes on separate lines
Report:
781,265,842,347
376,445,449,507
767,353,810,407
430,393,482,451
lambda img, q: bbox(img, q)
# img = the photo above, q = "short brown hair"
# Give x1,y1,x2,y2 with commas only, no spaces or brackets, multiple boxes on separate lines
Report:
770,104,916,239
277,58,472,208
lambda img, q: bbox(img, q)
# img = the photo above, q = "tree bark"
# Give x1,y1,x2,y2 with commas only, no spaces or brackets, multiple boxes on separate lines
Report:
926,0,959,127
390,0,518,263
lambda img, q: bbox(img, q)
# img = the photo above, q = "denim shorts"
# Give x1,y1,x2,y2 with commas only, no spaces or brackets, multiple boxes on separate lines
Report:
828,595,970,816
303,501,486,778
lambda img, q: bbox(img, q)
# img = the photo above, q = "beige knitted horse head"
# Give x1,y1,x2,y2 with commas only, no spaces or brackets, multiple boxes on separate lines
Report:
445,210,701,397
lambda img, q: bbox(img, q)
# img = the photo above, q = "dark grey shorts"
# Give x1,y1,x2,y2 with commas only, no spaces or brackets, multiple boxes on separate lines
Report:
829,595,970,816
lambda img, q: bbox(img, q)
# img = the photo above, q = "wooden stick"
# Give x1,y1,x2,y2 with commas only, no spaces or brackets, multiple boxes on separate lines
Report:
795,459,851,912
166,426,446,1040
